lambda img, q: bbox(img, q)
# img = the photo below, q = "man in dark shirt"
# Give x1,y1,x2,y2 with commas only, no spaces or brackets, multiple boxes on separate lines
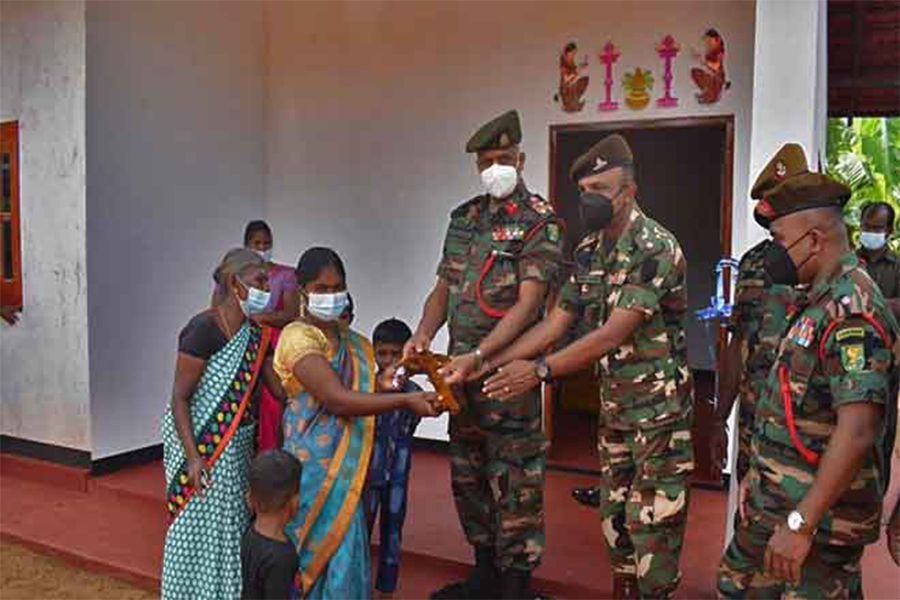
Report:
857,201,900,320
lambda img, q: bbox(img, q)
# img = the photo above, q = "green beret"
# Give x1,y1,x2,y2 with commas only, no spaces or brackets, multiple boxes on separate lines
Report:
465,110,522,153
750,143,809,200
754,173,851,228
568,134,633,183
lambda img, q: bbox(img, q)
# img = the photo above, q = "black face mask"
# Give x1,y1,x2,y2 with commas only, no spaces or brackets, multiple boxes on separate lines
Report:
763,229,814,286
579,190,617,233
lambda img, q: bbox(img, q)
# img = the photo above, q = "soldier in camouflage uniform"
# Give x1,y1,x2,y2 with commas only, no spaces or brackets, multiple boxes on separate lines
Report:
484,134,694,599
717,144,900,599
714,145,812,483
405,110,564,600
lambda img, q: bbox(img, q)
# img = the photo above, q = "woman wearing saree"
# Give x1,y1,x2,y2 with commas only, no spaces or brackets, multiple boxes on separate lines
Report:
275,247,438,599
241,220,300,452
161,248,284,600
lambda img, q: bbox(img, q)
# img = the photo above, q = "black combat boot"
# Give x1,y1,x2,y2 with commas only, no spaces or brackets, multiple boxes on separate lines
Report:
430,547,498,599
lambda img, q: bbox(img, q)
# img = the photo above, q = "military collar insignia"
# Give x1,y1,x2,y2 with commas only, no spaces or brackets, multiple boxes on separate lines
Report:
529,196,553,215
775,161,787,179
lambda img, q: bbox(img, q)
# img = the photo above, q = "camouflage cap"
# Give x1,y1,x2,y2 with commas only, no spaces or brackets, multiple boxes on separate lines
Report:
465,110,522,153
569,134,633,183
752,144,850,228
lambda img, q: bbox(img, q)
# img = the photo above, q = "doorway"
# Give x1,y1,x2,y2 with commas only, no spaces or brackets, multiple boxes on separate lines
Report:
545,116,734,486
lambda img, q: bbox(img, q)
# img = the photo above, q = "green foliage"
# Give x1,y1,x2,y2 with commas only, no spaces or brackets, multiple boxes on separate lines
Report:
826,117,900,252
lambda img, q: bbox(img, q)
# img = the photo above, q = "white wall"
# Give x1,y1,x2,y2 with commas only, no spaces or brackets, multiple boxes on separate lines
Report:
726,0,827,545
0,1,90,451
263,0,757,440
86,1,267,459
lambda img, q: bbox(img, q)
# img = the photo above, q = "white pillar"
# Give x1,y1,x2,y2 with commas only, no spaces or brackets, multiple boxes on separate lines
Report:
726,0,828,546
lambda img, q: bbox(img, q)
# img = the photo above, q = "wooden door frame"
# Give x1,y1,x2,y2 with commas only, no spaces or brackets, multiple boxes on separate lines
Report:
543,115,736,445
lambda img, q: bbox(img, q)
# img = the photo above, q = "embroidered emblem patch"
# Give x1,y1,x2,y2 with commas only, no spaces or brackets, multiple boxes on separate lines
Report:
547,222,560,243
775,160,787,179
835,327,865,342
840,344,865,371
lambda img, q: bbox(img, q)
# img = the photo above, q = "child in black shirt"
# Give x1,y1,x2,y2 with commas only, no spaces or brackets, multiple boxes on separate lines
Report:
241,450,302,600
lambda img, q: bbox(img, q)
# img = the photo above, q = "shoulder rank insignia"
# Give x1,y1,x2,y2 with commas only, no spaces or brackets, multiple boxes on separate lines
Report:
788,316,816,348
493,225,524,241
840,344,865,371
529,196,553,215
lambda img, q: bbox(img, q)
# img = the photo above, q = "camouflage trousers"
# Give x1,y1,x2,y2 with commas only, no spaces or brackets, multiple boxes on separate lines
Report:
597,418,694,599
718,505,865,599
449,380,547,572
736,398,756,482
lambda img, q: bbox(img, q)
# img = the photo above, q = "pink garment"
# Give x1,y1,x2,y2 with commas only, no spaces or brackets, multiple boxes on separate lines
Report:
257,263,298,452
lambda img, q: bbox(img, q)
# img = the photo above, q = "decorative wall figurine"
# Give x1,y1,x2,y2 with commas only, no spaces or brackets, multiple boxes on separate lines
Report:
691,28,731,104
597,42,621,112
655,35,681,108
554,41,590,113
622,68,654,110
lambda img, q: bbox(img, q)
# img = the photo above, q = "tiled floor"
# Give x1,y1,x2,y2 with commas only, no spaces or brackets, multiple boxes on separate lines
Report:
1,449,898,599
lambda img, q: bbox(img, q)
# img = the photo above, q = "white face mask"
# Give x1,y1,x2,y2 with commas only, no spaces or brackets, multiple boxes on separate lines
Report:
237,278,271,316
480,163,519,199
253,248,273,263
859,231,887,251
307,291,350,322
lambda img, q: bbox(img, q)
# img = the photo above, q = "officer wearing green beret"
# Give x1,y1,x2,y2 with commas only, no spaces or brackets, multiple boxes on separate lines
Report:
483,133,695,599
713,144,812,485
406,110,564,599
717,146,899,598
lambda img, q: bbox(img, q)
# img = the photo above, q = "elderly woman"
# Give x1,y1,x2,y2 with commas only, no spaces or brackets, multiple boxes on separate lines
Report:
275,247,439,599
161,248,283,600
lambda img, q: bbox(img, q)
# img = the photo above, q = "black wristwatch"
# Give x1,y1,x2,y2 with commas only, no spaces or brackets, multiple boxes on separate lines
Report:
535,356,553,383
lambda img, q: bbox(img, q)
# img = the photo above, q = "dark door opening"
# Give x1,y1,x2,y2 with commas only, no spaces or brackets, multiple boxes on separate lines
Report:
545,116,734,486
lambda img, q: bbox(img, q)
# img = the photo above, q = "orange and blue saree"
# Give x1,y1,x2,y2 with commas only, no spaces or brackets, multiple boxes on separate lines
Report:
275,321,375,599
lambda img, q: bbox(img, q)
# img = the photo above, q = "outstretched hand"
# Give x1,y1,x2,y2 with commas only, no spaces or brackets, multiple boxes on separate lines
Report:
402,332,432,361
482,360,539,400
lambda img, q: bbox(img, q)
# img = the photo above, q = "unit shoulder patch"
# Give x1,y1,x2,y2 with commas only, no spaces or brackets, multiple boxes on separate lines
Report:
835,327,865,342
840,343,866,372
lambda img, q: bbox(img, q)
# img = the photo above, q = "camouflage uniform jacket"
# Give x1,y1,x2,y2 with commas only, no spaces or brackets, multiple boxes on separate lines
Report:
558,202,693,430
750,252,900,546
730,242,804,471
437,184,564,355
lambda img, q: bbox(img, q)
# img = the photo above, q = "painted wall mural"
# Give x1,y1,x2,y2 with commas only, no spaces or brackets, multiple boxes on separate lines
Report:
622,67,654,110
597,42,621,112
554,41,590,113
552,27,732,114
690,28,731,104
655,35,681,108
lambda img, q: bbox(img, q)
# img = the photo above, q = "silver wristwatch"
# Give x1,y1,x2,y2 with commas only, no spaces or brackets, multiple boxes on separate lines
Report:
787,510,813,534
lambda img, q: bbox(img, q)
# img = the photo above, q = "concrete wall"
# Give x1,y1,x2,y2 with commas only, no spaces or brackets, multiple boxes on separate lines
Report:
0,1,90,451
85,1,267,458
263,0,757,440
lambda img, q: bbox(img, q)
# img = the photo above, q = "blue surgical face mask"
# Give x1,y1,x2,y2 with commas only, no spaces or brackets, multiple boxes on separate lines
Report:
238,278,271,315
307,290,350,322
859,231,887,251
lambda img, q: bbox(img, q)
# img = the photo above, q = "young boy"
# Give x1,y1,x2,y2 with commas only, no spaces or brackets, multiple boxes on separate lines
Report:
364,318,422,598
241,450,302,600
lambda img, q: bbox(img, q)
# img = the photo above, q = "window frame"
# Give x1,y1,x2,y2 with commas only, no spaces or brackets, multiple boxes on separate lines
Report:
1,121,23,309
